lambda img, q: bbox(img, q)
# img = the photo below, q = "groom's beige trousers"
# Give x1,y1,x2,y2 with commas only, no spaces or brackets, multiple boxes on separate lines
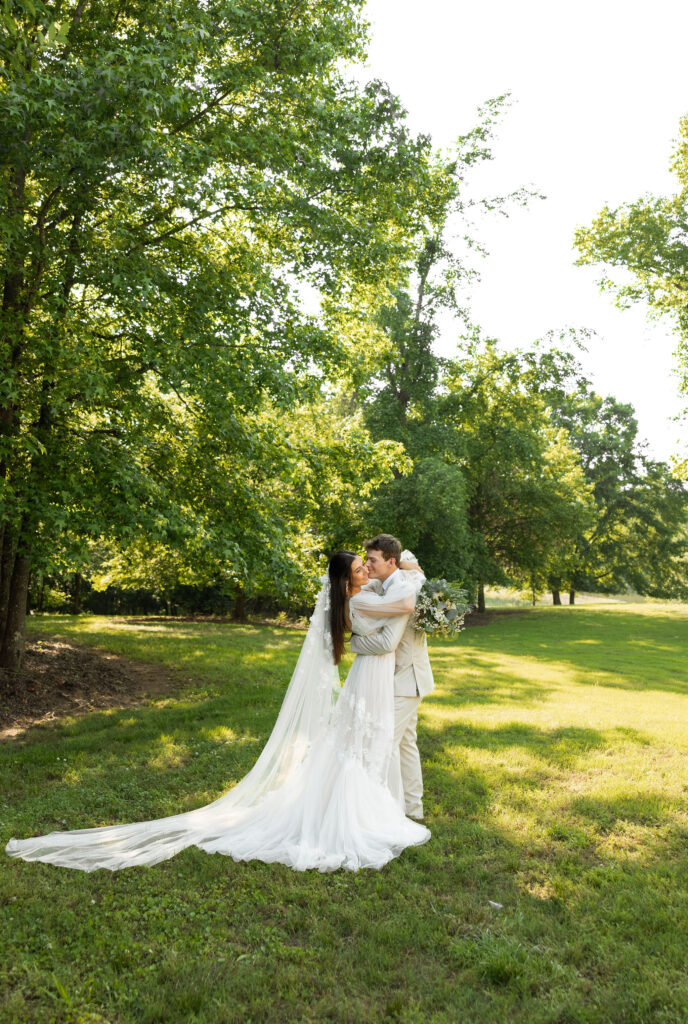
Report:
390,695,423,819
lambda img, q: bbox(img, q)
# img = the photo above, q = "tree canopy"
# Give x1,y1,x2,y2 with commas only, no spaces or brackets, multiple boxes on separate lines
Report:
574,111,688,472
0,0,435,677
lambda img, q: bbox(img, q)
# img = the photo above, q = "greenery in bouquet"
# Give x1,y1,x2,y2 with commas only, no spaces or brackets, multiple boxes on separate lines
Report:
413,579,471,637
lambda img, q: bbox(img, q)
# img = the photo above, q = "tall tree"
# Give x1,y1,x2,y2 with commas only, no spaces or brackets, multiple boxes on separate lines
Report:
548,386,688,600
441,340,595,610
574,111,688,472
0,0,434,683
359,100,537,584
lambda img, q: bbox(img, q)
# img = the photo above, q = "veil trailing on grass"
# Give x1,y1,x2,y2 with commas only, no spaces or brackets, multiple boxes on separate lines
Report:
6,577,341,871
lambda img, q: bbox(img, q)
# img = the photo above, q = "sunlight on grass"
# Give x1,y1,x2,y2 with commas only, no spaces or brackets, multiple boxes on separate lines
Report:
148,736,190,770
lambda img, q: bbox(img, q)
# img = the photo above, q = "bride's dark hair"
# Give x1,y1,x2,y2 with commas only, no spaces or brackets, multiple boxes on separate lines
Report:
328,550,358,666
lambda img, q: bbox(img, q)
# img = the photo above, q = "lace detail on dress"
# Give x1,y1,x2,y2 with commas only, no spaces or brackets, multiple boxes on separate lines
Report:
330,671,394,785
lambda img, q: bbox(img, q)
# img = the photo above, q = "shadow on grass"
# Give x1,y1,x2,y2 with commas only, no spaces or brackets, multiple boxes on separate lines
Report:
419,714,688,871
568,791,686,832
427,650,555,708
2,612,687,1024
439,606,688,698
423,719,615,769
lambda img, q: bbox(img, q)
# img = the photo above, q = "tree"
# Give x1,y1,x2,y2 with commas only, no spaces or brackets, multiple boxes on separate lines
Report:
618,459,688,599
574,112,688,466
0,0,435,683
548,386,688,600
85,391,409,613
441,339,595,611
358,103,538,587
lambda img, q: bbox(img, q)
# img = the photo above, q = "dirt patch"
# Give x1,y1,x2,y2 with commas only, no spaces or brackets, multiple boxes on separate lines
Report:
0,637,181,741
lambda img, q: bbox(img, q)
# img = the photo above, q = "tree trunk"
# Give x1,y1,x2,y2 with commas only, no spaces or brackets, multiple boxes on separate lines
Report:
0,526,16,638
569,588,575,605
233,586,247,621
552,589,562,605
477,581,486,615
72,572,81,615
0,552,31,683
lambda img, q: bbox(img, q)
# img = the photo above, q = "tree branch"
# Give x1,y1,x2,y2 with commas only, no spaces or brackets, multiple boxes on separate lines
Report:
170,87,237,137
61,0,88,60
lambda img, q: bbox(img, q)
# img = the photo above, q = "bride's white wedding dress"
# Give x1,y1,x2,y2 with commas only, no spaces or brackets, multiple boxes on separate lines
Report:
6,573,430,873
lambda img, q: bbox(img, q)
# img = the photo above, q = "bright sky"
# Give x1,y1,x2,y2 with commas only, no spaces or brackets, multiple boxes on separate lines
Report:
361,0,688,462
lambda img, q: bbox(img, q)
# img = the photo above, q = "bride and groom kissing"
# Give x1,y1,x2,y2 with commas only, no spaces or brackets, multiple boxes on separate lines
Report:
347,533,434,823
7,533,434,873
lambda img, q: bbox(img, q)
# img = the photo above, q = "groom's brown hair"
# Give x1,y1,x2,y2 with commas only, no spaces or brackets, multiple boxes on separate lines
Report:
364,534,402,565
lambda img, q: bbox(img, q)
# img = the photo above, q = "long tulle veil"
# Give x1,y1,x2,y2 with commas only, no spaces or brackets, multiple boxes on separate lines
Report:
6,577,340,871
204,574,339,809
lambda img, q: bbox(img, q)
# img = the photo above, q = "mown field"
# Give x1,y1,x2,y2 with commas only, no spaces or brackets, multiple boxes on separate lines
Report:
2,603,688,1024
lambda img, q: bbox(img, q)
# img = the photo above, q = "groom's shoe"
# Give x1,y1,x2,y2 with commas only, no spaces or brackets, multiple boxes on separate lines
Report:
407,806,424,821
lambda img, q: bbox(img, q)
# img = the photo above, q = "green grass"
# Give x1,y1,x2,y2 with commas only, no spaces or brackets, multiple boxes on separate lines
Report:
2,603,688,1024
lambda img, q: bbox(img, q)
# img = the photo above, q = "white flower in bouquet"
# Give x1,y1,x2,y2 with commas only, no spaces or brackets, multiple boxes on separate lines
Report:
413,579,471,638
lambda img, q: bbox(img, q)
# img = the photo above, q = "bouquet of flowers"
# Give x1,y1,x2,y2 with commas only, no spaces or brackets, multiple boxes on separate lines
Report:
413,578,471,638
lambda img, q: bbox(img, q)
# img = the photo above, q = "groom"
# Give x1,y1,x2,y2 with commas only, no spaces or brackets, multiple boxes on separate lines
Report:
350,534,434,821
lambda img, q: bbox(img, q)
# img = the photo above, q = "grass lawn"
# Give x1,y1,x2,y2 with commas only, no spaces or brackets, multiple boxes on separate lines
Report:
2,603,688,1024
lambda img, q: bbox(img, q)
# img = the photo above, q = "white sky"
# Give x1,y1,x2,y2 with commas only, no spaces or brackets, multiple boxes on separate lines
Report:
361,0,688,462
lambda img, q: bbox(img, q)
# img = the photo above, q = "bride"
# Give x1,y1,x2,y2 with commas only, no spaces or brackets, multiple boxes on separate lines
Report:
6,550,430,872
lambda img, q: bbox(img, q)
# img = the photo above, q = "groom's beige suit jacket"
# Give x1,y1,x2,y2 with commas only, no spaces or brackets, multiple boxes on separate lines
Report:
350,569,434,698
